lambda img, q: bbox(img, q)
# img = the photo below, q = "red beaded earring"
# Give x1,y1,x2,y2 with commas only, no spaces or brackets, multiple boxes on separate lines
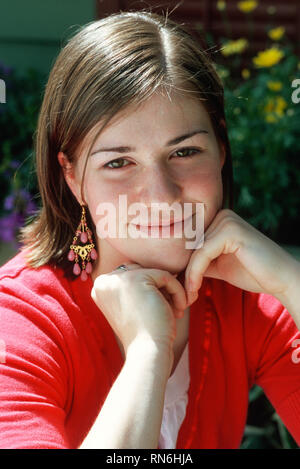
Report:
67,204,98,281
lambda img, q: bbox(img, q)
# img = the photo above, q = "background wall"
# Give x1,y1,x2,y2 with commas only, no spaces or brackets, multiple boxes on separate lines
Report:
0,0,96,74
97,0,300,61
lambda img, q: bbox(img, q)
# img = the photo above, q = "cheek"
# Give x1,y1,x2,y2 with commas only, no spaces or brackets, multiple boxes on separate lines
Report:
185,163,223,199
84,178,120,231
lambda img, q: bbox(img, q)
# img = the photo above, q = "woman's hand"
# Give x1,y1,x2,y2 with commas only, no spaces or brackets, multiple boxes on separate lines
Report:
91,264,188,358
184,209,300,305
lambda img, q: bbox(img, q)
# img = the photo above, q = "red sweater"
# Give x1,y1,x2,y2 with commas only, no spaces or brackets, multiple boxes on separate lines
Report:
1,250,300,449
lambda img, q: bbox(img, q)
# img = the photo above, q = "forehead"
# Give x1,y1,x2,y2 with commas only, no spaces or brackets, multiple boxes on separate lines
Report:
104,92,210,133
80,91,213,156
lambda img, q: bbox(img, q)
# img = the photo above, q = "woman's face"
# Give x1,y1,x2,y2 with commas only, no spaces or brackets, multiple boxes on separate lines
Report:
60,92,225,276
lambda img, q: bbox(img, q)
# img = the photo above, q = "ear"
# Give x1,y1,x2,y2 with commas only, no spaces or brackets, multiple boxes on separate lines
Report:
57,151,82,204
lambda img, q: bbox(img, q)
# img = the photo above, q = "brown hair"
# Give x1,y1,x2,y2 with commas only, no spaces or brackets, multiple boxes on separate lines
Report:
19,9,234,279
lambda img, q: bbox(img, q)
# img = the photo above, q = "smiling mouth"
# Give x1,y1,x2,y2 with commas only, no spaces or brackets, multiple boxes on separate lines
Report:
131,214,194,228
135,221,176,228
130,215,194,235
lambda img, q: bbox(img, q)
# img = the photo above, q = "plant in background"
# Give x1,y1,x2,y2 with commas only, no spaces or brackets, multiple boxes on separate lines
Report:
0,189,37,249
222,43,300,245
217,0,226,12
237,0,258,14
268,26,285,42
221,38,249,57
0,63,44,248
252,46,284,68
211,3,300,449
211,9,300,246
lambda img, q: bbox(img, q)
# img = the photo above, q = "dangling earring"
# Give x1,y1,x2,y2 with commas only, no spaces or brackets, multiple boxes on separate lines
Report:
67,204,98,281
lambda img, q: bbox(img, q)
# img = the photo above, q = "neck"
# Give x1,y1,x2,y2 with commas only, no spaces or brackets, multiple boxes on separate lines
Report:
90,238,132,283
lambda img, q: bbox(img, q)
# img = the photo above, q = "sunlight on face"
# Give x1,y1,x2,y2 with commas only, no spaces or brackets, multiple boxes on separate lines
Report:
73,91,225,275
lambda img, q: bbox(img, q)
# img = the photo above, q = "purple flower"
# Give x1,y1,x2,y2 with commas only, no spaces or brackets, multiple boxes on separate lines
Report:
10,161,19,170
0,190,38,246
0,213,24,243
3,189,37,215
0,62,13,76
4,195,14,211
25,200,37,216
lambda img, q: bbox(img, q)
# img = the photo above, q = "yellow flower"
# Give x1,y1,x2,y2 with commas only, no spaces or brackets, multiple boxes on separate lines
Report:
263,96,288,123
217,0,226,11
265,113,277,123
241,68,250,79
276,96,288,116
268,26,285,41
253,47,284,67
221,38,249,56
217,66,230,79
264,99,273,114
237,1,258,13
267,80,283,91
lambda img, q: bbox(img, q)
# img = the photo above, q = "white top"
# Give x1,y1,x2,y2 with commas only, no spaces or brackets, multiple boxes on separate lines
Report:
158,342,190,449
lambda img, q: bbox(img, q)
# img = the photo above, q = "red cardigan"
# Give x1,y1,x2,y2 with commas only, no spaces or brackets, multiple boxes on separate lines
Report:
1,250,300,449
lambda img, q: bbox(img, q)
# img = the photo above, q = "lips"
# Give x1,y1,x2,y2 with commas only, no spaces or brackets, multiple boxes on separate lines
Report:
135,221,177,228
129,214,194,237
131,214,194,228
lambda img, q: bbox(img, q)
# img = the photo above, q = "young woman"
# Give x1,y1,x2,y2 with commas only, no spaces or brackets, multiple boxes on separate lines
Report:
0,10,299,449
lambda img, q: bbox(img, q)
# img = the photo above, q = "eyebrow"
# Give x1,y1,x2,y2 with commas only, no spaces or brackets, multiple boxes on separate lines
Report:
90,129,209,156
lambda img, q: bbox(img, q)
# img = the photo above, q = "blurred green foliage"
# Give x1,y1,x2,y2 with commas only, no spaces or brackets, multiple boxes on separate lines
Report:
241,385,298,449
219,45,300,244
204,3,300,449
0,64,45,245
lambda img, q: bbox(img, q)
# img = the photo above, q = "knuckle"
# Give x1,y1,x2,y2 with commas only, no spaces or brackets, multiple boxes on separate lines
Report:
222,208,234,217
94,274,108,289
216,208,232,220
220,214,238,232
91,287,97,301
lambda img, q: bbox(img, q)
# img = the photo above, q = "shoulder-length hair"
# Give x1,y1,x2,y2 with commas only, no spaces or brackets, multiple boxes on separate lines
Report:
19,10,234,279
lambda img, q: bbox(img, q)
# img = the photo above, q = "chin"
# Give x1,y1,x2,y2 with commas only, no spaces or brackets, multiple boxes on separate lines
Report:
125,242,192,274
137,258,188,274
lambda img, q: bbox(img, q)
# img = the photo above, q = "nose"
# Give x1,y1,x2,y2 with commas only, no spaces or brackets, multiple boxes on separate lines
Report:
132,165,183,223
136,164,182,202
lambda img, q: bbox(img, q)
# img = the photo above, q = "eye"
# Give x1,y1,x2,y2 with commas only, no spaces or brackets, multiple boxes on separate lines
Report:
173,147,203,159
103,147,203,170
104,158,130,170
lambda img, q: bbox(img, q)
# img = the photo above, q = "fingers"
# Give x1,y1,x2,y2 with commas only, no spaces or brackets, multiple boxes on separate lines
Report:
148,270,188,314
111,265,189,318
185,220,243,300
140,269,187,313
